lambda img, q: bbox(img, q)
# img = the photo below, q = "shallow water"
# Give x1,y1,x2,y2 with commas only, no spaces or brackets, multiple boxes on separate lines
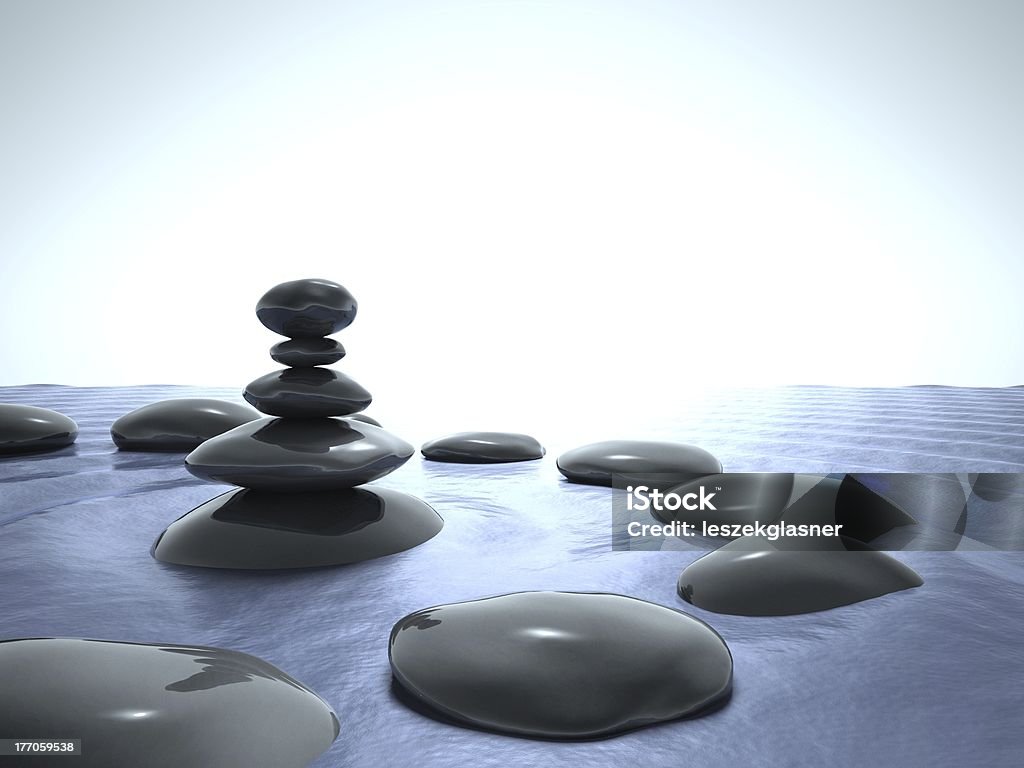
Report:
1,384,1023,767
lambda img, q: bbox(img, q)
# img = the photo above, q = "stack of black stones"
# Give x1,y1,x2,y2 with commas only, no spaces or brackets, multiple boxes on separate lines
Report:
152,278,443,569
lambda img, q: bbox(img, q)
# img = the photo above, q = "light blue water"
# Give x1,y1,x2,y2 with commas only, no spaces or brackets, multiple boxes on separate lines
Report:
2,385,1023,767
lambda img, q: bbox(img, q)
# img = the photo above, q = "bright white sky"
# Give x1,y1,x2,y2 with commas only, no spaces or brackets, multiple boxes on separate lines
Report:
2,1,1022,426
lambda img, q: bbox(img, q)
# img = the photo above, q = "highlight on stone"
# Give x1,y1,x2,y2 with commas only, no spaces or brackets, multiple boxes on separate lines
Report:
110,398,260,451
0,403,78,455
389,591,733,739
556,439,722,487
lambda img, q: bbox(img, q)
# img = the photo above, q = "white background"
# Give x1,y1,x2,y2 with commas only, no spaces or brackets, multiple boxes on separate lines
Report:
2,0,1022,427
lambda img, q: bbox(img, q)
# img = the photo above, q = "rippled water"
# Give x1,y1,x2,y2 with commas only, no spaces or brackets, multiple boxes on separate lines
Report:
2,384,1023,767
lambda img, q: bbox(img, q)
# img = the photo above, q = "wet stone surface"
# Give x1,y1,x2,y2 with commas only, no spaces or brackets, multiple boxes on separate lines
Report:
0,403,78,455
556,440,722,488
677,541,924,616
256,278,357,339
184,417,413,491
110,398,260,451
421,432,545,464
243,368,372,419
0,637,338,767
269,338,346,368
389,591,732,739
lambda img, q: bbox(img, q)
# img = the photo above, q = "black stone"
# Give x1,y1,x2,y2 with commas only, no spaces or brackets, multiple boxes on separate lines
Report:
153,486,443,569
110,399,260,451
269,338,346,367
677,539,924,616
256,278,357,338
0,403,78,455
0,637,338,767
185,416,413,491
243,368,372,418
960,473,1024,550
389,591,732,739
421,432,545,464
556,440,722,488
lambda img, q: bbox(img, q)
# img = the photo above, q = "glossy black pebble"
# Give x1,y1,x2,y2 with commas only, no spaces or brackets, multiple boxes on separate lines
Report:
421,432,545,463
0,637,338,768
556,440,722,487
185,416,413,491
270,337,346,367
0,403,78,455
389,591,732,739
256,278,357,338
244,368,372,418
110,399,260,451
154,486,443,569
677,542,924,616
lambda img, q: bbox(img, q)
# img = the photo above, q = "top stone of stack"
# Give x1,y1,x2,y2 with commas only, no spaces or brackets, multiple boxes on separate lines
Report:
256,279,358,338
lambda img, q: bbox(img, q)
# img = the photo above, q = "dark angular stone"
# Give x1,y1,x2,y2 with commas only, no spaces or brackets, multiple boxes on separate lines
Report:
256,278,357,338
0,403,78,455
389,591,732,739
421,432,545,464
243,368,371,418
153,486,443,569
677,539,924,616
269,338,346,367
0,637,338,768
110,398,260,451
556,440,722,487
185,416,413,491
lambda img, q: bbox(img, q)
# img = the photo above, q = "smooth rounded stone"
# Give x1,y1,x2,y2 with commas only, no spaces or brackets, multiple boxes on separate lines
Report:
0,403,78,455
556,440,722,488
243,368,372,418
347,413,381,427
420,432,545,464
389,591,732,739
653,473,794,531
0,637,338,768
153,486,443,569
185,416,413,491
256,278,357,338
969,473,1023,502
677,540,924,616
270,338,346,367
961,473,1024,550
110,398,260,451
